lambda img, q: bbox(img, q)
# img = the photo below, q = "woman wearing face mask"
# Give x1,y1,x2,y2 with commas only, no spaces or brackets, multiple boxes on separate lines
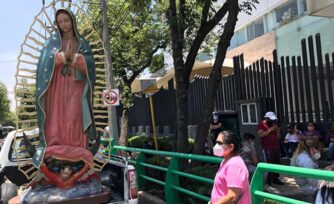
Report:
209,131,251,204
290,139,320,194
284,124,300,158
210,113,223,145
257,112,284,185
302,123,321,143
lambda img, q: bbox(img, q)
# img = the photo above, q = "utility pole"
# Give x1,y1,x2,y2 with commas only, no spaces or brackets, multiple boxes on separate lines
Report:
100,0,119,143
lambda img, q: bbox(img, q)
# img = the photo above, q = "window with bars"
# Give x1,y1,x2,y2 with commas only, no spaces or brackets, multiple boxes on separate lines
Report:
241,103,258,125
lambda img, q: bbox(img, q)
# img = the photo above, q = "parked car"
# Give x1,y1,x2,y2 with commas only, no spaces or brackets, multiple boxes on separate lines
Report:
0,126,15,138
0,129,138,204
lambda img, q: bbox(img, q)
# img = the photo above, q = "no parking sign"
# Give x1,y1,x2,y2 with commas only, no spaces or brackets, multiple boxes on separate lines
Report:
103,89,120,106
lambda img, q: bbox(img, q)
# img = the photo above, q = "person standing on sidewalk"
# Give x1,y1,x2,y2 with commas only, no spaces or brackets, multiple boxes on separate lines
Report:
210,113,223,144
209,131,251,204
257,112,284,186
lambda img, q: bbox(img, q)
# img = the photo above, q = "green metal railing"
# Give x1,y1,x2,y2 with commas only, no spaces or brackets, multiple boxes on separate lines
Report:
110,145,334,203
250,163,334,204
113,145,222,204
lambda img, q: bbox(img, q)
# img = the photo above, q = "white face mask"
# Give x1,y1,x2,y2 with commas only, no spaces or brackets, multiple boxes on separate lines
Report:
312,151,321,160
213,144,224,157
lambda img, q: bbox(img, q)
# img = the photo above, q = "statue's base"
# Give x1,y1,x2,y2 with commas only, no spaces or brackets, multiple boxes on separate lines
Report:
13,179,109,204
48,186,111,204
9,186,110,204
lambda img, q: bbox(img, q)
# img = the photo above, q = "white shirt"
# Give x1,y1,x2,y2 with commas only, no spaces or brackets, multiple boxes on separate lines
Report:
290,151,319,193
285,133,299,143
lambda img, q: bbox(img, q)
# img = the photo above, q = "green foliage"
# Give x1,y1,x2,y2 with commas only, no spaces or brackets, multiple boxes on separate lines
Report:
89,0,168,87
240,0,259,15
2,112,16,127
88,1,169,145
108,2,168,83
128,135,194,152
201,32,219,58
149,52,165,74
0,82,11,121
142,155,219,204
181,164,219,204
128,135,172,150
264,201,282,204
116,83,133,110
128,135,147,148
146,156,171,168
85,1,170,150
0,82,15,127
145,156,170,184
166,0,259,56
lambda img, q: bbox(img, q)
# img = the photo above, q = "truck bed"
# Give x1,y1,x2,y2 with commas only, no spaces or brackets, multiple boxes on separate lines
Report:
98,162,126,203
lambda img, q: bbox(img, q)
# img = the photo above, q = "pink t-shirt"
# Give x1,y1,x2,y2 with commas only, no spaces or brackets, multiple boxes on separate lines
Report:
210,156,251,204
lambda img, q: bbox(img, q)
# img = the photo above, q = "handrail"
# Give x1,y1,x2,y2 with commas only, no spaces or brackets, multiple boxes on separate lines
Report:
140,162,168,172
112,145,222,203
114,145,222,163
111,145,334,204
253,191,309,204
113,146,334,204
171,170,214,184
251,163,334,204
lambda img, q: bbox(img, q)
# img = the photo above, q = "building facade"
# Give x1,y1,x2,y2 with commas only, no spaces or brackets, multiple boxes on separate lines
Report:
227,0,334,62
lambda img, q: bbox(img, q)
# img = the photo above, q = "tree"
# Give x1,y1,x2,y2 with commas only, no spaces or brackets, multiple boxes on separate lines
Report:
167,0,233,153
0,82,15,126
193,1,238,155
193,1,258,155
167,0,257,153
90,0,168,146
2,112,15,127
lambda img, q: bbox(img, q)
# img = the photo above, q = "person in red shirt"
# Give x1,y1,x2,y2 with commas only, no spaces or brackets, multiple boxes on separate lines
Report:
257,111,284,185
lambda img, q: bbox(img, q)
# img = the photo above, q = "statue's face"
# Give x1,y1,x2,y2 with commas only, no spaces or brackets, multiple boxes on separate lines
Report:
56,12,72,34
60,167,73,181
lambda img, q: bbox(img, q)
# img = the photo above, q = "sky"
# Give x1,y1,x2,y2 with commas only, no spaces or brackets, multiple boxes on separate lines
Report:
0,0,41,111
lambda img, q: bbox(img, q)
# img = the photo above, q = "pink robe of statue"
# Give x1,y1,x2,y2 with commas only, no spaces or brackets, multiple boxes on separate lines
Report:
44,52,93,164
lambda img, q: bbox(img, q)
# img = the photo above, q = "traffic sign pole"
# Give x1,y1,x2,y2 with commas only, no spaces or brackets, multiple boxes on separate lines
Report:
100,0,119,143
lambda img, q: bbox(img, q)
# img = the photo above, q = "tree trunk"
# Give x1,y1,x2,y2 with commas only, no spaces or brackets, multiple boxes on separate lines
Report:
175,75,190,153
168,0,189,153
119,109,129,147
193,0,239,156
168,0,231,153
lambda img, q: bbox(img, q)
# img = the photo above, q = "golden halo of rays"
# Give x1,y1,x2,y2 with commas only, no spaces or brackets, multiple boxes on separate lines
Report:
14,0,111,179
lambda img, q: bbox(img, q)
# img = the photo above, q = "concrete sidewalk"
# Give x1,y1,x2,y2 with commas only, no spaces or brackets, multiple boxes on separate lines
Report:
138,191,165,204
264,176,313,202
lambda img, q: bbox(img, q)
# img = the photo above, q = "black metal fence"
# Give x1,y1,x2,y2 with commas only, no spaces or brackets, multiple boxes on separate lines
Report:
127,74,237,132
128,33,334,131
127,80,176,132
188,74,237,125
233,55,276,113
234,33,334,124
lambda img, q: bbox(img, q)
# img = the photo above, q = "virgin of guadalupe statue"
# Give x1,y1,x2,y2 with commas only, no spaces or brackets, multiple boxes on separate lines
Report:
34,8,99,177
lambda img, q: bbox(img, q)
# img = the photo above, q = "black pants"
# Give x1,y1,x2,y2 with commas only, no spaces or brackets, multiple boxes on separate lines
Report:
287,142,299,157
264,148,280,181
